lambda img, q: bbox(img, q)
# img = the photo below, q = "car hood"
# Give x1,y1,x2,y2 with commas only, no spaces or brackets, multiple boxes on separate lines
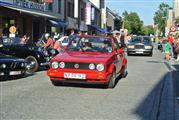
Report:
51,51,114,63
0,54,26,62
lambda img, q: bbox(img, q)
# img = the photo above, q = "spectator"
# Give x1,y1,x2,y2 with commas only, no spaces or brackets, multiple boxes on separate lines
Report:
174,37,179,61
120,31,125,48
168,33,174,58
165,39,171,61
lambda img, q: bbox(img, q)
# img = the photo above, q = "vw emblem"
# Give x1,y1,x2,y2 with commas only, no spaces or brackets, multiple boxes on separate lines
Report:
74,64,79,69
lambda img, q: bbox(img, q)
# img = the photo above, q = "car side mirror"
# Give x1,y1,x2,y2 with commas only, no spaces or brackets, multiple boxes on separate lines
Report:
117,48,124,54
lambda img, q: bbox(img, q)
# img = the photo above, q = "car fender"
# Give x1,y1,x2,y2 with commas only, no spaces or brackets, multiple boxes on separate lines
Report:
108,63,116,74
121,58,127,69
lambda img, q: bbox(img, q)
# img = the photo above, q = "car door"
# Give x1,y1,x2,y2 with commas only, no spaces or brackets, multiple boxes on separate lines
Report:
113,39,124,74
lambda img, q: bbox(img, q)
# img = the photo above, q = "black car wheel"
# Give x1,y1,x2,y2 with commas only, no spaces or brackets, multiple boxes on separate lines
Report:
26,56,39,73
122,64,128,78
108,70,116,88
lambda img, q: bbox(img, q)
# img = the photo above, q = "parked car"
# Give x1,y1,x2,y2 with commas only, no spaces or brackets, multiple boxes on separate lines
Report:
47,35,127,88
0,52,27,80
0,37,50,72
127,36,153,56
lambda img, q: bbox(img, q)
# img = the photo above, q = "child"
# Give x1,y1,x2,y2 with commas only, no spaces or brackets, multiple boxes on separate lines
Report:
165,39,171,60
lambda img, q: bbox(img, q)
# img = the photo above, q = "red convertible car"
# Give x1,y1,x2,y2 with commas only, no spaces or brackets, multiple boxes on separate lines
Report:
47,35,127,88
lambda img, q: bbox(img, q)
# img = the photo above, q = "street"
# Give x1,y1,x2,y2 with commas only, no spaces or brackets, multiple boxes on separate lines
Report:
0,49,177,120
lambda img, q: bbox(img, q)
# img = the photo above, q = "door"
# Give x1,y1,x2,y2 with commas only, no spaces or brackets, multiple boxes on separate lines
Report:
33,21,40,42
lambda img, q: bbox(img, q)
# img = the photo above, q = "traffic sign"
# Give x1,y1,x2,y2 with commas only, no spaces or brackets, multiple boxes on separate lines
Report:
9,26,16,33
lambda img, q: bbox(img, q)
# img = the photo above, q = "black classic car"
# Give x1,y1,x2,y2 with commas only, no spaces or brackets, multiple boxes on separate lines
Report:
0,52,27,80
127,36,153,56
0,37,51,72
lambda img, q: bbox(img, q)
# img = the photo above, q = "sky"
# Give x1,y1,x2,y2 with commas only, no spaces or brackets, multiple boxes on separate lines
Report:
106,0,173,25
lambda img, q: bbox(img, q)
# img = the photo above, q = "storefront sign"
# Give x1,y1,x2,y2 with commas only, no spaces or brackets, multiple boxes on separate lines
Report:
85,2,91,25
13,0,44,11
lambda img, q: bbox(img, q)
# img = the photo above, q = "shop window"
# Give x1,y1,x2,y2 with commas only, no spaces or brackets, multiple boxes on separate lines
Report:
58,0,61,14
48,3,53,11
2,18,16,37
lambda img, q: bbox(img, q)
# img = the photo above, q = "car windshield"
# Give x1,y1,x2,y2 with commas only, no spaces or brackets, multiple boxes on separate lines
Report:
130,37,151,44
67,36,113,53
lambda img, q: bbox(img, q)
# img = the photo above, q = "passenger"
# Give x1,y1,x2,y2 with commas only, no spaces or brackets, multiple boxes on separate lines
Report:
101,40,112,52
43,33,54,48
53,35,62,52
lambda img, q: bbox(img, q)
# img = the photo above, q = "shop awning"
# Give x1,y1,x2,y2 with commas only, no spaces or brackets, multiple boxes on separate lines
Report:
48,19,68,27
88,25,108,33
0,2,58,19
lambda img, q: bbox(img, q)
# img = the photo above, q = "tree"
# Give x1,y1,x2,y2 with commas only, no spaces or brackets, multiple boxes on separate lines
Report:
122,11,143,35
142,25,154,36
153,3,170,36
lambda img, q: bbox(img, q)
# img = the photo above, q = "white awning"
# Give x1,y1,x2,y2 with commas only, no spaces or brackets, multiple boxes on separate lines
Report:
3,6,58,19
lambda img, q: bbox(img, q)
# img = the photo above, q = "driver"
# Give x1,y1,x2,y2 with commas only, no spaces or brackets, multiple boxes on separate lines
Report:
83,40,92,51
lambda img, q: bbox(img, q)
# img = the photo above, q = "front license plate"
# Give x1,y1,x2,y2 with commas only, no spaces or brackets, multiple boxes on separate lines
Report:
136,51,143,54
9,71,22,75
64,73,86,79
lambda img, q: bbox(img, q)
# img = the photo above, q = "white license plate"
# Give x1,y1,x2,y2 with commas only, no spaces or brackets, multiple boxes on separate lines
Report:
136,51,143,54
64,73,86,79
9,71,22,75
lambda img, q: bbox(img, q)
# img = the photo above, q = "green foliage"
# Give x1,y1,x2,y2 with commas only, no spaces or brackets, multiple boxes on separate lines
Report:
141,26,154,36
153,3,170,36
122,11,143,35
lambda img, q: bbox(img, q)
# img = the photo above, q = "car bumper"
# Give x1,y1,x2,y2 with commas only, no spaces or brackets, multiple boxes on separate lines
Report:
47,69,112,84
127,48,152,55
0,70,26,77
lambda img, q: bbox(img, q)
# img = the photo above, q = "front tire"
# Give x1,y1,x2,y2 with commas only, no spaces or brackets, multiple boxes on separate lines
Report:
108,70,116,88
26,56,39,73
122,64,128,78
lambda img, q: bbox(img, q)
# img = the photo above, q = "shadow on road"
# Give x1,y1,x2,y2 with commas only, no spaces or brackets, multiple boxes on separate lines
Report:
52,75,124,89
134,61,177,120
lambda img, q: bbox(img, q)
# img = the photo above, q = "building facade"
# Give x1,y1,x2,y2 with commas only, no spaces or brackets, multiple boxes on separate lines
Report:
0,0,65,41
174,0,179,19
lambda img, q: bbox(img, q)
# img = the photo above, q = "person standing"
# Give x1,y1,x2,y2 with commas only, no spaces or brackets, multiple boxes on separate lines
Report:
165,39,171,61
168,33,174,59
174,37,179,61
120,31,126,48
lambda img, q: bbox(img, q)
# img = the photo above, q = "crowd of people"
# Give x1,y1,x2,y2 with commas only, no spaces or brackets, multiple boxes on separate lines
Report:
158,33,179,61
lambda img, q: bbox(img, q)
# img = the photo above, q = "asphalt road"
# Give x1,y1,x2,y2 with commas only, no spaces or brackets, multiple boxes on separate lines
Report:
0,49,176,120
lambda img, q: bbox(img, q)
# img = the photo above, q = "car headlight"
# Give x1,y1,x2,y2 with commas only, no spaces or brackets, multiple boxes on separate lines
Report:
0,64,6,69
21,63,25,67
89,63,95,70
51,62,59,69
96,64,104,71
128,45,134,49
145,46,152,49
59,62,65,68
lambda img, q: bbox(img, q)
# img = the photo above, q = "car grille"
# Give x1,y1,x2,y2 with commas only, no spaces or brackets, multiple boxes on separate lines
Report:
135,45,144,49
0,62,24,70
64,62,93,70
